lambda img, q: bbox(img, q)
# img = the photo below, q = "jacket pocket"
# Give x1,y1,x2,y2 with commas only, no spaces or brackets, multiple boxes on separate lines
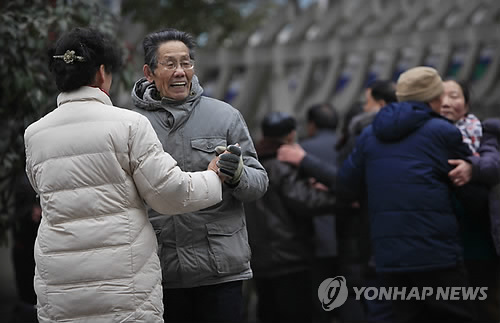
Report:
206,216,251,275
190,137,227,171
191,137,227,153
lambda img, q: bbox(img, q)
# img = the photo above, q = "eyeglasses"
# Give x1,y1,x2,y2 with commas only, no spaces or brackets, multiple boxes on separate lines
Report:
158,59,194,71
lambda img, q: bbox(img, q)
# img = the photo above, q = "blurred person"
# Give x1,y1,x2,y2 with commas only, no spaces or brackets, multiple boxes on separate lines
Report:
478,120,500,267
299,103,340,323
10,169,40,323
24,27,223,323
337,66,480,323
335,103,362,160
131,28,268,323
337,79,397,323
441,79,500,323
244,111,336,323
337,80,397,164
280,80,396,184
278,81,397,323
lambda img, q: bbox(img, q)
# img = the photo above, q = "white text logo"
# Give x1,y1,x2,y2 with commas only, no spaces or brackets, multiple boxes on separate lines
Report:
352,286,488,301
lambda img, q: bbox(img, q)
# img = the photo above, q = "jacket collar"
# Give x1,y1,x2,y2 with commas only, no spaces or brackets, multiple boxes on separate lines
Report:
131,75,203,112
131,75,204,128
57,86,113,107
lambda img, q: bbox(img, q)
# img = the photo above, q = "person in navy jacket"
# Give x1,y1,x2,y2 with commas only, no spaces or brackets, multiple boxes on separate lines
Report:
337,67,478,323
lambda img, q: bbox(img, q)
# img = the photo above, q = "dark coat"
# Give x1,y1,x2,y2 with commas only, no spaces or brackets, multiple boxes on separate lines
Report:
300,129,338,258
244,138,336,278
471,118,500,255
468,118,500,186
454,118,500,260
338,101,472,273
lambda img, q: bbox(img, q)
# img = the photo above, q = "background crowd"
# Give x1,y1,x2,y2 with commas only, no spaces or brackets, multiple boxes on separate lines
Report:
3,1,500,323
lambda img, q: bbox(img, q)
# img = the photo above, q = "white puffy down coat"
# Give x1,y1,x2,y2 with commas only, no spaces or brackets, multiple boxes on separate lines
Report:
24,87,222,323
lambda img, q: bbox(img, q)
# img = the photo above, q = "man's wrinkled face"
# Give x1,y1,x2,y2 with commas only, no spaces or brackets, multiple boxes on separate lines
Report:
144,40,194,101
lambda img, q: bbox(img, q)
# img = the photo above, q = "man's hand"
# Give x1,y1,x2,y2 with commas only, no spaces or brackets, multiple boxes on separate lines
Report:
216,144,244,185
277,143,306,167
448,159,472,186
309,177,329,192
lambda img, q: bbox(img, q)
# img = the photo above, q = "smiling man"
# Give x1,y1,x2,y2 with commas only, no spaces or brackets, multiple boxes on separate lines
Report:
131,28,268,323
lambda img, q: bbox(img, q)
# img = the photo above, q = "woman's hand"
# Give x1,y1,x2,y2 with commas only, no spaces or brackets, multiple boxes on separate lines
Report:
448,159,472,186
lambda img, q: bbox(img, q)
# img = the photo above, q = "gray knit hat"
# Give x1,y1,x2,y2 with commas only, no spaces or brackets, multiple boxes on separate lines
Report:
396,66,444,103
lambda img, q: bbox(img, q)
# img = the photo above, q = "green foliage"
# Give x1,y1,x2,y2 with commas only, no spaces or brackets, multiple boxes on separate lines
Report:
0,0,121,246
0,0,275,246
121,0,271,46
122,0,238,43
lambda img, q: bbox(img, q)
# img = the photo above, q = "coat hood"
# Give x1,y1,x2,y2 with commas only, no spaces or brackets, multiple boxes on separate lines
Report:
372,101,445,142
131,75,203,111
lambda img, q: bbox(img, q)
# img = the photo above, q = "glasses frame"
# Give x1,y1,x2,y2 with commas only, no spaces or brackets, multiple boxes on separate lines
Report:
157,58,195,71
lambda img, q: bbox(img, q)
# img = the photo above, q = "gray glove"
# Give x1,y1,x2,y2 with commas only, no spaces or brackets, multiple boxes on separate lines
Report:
216,144,244,185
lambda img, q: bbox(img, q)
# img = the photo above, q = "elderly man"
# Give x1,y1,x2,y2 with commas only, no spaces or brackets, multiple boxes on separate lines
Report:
131,28,268,323
337,67,478,322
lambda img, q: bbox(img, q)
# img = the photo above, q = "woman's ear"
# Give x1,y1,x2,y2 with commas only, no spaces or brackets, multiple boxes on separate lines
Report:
93,64,106,87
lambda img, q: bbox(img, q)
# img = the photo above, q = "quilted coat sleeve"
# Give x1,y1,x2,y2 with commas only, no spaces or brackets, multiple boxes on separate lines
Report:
130,115,222,214
467,118,500,186
24,148,37,195
337,129,368,201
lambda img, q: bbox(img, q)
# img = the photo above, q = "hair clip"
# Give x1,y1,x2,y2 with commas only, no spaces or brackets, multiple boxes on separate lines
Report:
53,50,85,64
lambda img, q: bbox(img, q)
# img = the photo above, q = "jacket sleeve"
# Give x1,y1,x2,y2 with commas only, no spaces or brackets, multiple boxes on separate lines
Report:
450,121,490,208
224,109,269,202
337,130,368,200
129,115,222,215
467,118,500,186
447,126,473,160
299,153,337,190
277,163,335,215
24,132,39,195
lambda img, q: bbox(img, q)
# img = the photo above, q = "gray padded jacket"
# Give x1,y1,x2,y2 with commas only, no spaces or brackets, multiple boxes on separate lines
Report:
132,76,268,288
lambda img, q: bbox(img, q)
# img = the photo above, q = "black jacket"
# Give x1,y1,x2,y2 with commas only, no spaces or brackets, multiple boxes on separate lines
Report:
245,138,336,278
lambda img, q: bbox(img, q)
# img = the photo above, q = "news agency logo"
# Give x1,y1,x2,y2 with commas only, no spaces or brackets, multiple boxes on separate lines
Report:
318,276,488,311
352,286,488,301
317,276,349,311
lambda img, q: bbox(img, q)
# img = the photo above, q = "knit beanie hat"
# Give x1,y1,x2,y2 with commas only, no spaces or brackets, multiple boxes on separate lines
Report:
396,66,444,102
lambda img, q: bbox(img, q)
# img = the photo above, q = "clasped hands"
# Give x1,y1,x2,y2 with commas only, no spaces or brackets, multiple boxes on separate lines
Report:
207,144,244,185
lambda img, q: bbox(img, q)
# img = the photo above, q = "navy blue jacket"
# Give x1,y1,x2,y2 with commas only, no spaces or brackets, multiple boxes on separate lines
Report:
338,101,472,273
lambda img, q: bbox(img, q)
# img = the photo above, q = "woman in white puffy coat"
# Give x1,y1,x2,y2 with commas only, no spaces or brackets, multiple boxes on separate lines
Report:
24,27,223,323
